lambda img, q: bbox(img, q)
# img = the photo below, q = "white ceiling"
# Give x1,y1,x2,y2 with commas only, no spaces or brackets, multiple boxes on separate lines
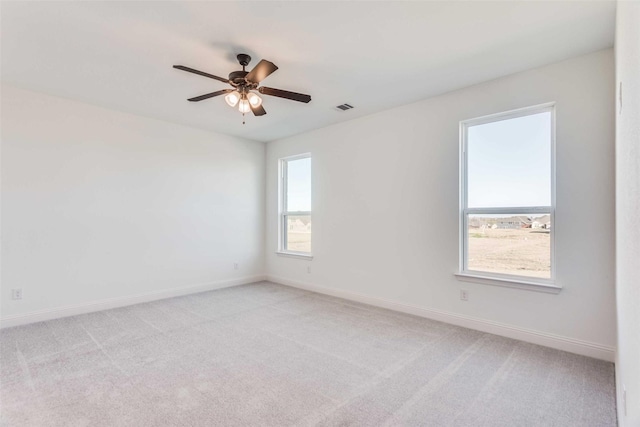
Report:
1,1,615,142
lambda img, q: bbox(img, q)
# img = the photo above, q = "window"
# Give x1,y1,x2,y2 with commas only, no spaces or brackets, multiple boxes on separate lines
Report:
460,104,555,286
279,154,311,256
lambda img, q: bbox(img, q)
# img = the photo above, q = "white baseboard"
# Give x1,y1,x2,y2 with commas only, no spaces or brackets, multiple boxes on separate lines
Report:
0,275,267,329
267,275,616,362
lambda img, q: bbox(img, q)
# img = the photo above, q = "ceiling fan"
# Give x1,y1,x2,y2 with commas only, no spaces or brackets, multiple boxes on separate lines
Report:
173,54,311,120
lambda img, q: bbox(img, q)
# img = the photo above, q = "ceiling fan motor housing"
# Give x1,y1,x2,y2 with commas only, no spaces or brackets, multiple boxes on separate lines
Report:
231,54,257,88
228,70,251,87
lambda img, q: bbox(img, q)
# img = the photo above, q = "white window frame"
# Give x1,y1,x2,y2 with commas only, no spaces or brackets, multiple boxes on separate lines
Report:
277,153,313,259
456,103,559,292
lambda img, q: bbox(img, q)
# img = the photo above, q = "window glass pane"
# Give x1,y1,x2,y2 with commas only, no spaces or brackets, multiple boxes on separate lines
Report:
467,213,551,278
286,157,311,212
285,215,311,253
467,112,551,208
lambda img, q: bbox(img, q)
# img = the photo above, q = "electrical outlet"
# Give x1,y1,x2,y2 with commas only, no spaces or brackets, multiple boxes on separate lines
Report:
234,263,239,270
307,266,311,274
460,290,469,301
12,289,22,300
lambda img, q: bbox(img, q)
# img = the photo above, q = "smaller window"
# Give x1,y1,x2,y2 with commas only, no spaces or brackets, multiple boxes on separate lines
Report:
460,104,555,286
279,154,311,255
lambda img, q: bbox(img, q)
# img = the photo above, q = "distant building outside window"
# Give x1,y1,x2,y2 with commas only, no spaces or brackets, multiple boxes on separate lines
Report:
460,104,555,284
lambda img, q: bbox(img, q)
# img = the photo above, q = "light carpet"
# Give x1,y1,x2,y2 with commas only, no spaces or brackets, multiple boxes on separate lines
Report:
0,281,616,426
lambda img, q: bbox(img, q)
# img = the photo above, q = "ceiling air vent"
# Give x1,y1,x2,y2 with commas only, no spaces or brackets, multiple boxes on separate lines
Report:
335,103,354,111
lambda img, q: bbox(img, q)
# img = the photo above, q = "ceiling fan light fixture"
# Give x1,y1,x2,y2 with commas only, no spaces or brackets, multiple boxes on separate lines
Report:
247,92,262,108
225,91,240,107
238,98,251,113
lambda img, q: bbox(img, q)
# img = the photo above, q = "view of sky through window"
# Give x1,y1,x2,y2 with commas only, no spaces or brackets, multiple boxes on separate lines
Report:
286,157,311,211
467,112,551,208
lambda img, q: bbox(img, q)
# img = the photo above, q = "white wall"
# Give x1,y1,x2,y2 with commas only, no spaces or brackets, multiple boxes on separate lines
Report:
615,1,640,424
266,49,616,360
1,85,265,323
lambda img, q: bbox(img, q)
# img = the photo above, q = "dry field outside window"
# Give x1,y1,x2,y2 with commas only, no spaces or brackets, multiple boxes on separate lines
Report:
286,215,311,253
467,227,551,278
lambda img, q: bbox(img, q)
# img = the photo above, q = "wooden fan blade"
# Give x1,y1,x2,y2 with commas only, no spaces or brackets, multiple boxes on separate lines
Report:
245,60,278,83
173,65,229,84
251,103,267,116
258,86,311,103
188,89,232,102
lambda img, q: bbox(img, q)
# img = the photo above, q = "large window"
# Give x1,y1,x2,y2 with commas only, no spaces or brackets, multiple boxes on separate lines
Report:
279,154,311,255
460,104,555,285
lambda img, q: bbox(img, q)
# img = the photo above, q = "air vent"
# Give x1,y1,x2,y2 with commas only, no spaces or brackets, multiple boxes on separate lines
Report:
335,103,354,111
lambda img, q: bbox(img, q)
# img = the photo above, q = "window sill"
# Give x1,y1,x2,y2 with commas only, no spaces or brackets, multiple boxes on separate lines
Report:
454,272,561,294
276,251,314,260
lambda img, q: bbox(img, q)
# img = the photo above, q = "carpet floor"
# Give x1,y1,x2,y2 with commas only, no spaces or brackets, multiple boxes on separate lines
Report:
0,281,616,426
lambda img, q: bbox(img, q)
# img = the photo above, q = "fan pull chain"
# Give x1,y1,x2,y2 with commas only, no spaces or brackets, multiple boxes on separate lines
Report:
242,112,245,125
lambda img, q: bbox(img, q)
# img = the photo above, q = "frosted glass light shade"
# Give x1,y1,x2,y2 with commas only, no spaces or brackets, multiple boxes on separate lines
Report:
247,92,262,107
225,91,240,107
238,99,251,113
